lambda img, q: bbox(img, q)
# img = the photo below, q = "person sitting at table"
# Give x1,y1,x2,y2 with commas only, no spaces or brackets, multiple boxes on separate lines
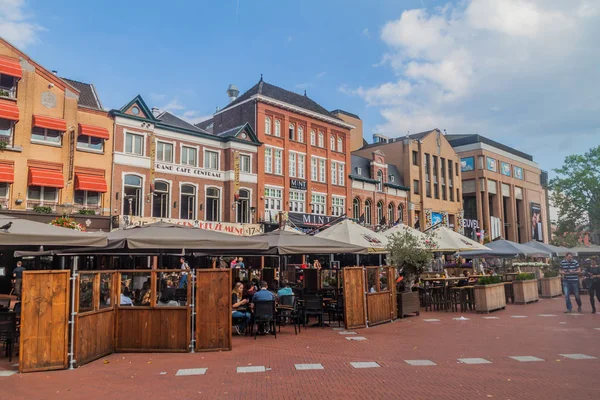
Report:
244,281,257,300
277,281,293,298
119,287,134,306
457,270,470,287
252,281,276,302
158,293,179,306
231,282,250,335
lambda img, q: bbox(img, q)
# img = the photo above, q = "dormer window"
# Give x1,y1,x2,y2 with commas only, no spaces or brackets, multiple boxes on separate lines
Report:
356,167,362,175
389,175,395,182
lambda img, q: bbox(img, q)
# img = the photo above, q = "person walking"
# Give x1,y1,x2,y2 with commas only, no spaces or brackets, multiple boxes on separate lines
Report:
12,261,25,299
178,257,190,289
586,258,600,314
560,252,582,313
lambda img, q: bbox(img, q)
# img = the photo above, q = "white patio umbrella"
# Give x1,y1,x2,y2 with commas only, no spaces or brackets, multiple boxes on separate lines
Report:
315,219,388,253
429,226,491,253
382,224,427,241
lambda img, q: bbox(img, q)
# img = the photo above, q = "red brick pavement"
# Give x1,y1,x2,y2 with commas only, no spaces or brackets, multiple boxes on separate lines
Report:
2,298,600,400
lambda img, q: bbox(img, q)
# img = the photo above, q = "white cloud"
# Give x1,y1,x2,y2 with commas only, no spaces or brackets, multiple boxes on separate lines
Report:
161,99,185,112
362,28,370,38
343,0,600,173
0,0,44,48
155,98,212,125
316,71,326,79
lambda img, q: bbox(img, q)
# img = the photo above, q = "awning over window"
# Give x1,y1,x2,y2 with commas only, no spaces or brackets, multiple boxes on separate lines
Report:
0,164,14,183
0,55,22,79
0,100,19,121
78,123,109,140
33,115,67,131
75,173,107,193
28,168,64,188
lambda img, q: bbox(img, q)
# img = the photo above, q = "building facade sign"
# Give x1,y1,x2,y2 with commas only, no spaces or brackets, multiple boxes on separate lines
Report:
117,215,263,236
289,179,307,191
155,162,223,179
288,212,335,227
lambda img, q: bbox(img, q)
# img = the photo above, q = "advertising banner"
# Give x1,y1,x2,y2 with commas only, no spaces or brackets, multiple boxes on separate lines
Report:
530,202,543,242
117,215,263,236
461,157,474,172
234,151,240,199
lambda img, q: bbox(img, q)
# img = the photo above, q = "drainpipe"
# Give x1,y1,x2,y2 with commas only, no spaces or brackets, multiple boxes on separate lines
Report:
68,256,78,370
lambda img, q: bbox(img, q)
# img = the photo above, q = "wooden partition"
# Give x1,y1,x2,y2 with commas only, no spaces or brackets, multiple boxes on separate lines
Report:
19,270,70,373
115,270,191,352
343,267,367,329
74,272,116,366
195,269,232,351
364,266,396,326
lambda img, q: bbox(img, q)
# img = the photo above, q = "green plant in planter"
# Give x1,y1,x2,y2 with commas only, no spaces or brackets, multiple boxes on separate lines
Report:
515,272,536,281
543,270,559,278
33,205,53,214
78,209,96,215
477,276,502,285
387,230,437,292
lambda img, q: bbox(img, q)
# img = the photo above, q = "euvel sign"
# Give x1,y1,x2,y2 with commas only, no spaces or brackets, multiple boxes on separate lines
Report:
155,162,223,179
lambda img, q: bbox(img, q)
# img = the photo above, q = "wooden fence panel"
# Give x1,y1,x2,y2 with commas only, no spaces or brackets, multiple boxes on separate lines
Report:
195,269,231,351
366,292,393,325
19,271,70,373
343,267,366,329
116,308,189,352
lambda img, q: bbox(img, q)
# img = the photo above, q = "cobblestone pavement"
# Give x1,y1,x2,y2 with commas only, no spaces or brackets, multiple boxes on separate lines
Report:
2,298,600,400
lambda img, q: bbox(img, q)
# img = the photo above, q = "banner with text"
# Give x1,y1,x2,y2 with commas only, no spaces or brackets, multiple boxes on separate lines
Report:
117,215,263,236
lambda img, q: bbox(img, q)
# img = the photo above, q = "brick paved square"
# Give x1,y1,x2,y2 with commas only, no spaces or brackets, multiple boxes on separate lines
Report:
458,358,492,364
405,360,436,366
175,368,207,376
509,356,545,362
559,354,597,360
350,362,380,368
237,366,266,373
346,336,367,341
295,364,324,370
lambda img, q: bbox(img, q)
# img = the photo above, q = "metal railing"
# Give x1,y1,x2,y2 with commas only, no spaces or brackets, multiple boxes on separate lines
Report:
26,201,58,212
0,85,16,99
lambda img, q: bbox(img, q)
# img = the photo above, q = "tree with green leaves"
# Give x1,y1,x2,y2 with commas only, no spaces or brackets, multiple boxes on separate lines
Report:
386,231,437,292
550,145,600,245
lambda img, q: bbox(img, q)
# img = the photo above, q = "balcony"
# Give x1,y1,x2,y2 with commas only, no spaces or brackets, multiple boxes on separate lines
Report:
0,85,16,99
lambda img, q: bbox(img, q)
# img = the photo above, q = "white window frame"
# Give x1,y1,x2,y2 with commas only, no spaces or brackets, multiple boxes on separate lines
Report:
31,126,62,144
26,186,59,207
274,120,281,137
125,131,145,156
318,131,324,148
332,196,345,216
331,161,337,185
274,149,283,175
319,159,326,183
311,157,318,181
311,193,326,215
180,144,199,167
122,172,145,216
264,186,283,221
297,126,304,143
289,190,306,213
337,137,343,152
152,179,172,218
265,116,272,135
239,153,251,173
289,123,295,141
377,170,383,191
156,140,175,163
203,148,220,170
338,163,345,186
204,185,223,222
310,129,316,146
289,152,297,177
298,154,305,179
179,182,198,220
74,190,101,208
76,134,104,152
265,147,273,174
330,135,336,151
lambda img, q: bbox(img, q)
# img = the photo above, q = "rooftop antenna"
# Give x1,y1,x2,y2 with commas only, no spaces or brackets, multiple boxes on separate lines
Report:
304,90,307,96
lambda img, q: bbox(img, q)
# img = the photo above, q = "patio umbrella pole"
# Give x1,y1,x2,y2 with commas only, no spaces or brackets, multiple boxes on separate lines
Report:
356,254,359,266
68,256,78,370
190,268,195,353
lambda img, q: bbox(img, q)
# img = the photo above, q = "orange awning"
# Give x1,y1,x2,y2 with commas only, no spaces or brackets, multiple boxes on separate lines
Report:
78,123,109,140
0,164,14,183
0,100,19,121
33,115,67,131
0,55,22,79
75,173,107,193
28,168,64,188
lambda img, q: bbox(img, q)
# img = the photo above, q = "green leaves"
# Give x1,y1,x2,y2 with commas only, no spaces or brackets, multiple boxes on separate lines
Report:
386,231,436,291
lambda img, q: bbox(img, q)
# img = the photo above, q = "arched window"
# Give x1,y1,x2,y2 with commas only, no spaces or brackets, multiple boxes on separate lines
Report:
330,135,335,151
337,137,343,152
237,189,250,223
123,174,143,216
388,202,395,224
265,117,271,135
274,120,281,137
318,131,324,147
289,123,295,140
297,126,304,143
180,184,196,220
398,204,404,224
205,187,221,222
376,200,384,225
364,199,372,225
377,170,383,191
152,181,170,218
310,129,316,146
352,197,361,220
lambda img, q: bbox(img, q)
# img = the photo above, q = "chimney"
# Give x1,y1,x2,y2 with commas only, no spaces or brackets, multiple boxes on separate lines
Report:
52,70,58,76
151,107,160,117
226,84,239,103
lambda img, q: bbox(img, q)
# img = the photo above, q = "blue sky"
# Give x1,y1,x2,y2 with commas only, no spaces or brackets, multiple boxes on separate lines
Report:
1,0,599,176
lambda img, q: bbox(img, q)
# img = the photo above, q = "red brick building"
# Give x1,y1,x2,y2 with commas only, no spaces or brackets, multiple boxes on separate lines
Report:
349,150,409,228
199,78,353,231
110,95,262,232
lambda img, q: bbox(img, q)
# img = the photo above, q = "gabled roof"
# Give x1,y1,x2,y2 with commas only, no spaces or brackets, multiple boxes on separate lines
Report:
212,123,260,143
195,118,214,133
446,134,534,162
349,155,408,190
218,78,343,121
359,129,438,150
111,94,158,122
62,78,103,110
157,111,208,133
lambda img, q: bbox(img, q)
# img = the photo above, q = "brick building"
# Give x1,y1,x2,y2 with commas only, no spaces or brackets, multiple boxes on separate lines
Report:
110,95,262,233
352,130,463,231
0,39,112,230
447,134,549,243
199,78,354,231
349,150,410,228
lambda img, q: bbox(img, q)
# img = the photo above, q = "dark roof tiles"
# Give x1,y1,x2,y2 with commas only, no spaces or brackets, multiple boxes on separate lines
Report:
157,111,209,133
62,78,103,110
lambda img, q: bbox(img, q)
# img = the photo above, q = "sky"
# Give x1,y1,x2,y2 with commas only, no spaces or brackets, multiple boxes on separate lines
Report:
1,0,599,178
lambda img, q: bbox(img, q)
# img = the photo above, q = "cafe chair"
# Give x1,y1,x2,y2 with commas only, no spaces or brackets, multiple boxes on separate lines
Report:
277,296,301,335
0,312,18,362
303,295,325,329
253,300,276,340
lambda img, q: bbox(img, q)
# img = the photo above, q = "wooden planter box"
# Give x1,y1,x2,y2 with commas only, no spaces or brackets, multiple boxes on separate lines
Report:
397,291,420,318
513,279,539,304
540,276,562,298
473,283,506,313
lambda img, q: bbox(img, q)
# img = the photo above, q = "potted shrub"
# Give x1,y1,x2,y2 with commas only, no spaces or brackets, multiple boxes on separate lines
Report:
473,276,506,313
387,230,436,318
513,273,539,304
540,269,562,298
